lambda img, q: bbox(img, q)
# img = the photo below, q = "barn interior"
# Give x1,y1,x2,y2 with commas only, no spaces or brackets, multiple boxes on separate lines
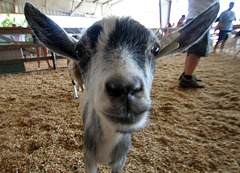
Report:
0,0,240,172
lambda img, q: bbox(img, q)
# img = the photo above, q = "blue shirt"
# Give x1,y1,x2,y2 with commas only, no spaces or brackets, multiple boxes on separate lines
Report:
219,10,236,31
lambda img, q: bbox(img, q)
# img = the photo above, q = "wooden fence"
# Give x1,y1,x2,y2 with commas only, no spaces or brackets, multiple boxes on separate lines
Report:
1,25,239,74
0,27,83,73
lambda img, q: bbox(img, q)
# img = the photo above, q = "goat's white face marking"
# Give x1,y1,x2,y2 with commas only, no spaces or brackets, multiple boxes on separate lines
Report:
77,17,158,132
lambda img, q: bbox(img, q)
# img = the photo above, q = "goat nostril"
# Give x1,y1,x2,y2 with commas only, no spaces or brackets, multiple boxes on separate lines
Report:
105,80,125,97
105,77,143,98
130,80,143,95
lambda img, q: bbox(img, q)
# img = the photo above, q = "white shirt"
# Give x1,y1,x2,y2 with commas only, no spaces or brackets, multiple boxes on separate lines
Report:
187,0,219,19
15,34,25,42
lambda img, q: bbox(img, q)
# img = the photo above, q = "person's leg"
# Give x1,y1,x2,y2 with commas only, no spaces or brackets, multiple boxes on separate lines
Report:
42,47,48,57
213,40,221,52
180,55,201,82
213,30,224,52
42,47,52,67
220,31,229,51
179,53,204,88
220,40,226,51
179,31,209,88
46,60,52,68
183,55,189,73
184,53,200,76
36,47,41,69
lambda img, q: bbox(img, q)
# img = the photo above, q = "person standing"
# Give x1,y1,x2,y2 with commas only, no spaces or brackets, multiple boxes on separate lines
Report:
213,2,236,53
177,15,186,27
11,24,25,42
32,34,52,70
179,0,219,88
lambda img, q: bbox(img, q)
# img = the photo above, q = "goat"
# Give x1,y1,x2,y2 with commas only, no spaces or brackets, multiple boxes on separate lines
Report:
234,49,240,58
229,31,240,59
224,31,240,55
67,35,84,99
67,59,84,99
24,2,219,172
234,31,240,59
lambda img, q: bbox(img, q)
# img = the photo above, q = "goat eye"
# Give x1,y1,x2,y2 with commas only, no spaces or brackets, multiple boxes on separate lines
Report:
75,47,85,58
151,44,160,57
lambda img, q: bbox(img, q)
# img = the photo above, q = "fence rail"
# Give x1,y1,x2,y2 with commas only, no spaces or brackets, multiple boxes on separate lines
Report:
1,25,239,74
0,55,65,65
0,27,71,73
0,43,44,50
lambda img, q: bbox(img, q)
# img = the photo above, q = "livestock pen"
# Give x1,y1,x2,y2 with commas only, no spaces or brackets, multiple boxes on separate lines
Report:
0,52,239,172
0,27,83,73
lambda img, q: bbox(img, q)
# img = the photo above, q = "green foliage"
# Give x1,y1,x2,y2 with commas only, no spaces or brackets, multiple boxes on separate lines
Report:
0,14,28,27
0,14,14,27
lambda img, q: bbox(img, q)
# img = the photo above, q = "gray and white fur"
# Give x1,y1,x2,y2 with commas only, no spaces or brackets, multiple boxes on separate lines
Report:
67,59,84,99
24,2,219,173
78,17,156,172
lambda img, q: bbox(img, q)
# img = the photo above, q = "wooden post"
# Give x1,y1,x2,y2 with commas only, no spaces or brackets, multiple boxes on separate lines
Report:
159,0,162,28
0,27,79,73
167,0,172,27
14,0,19,13
51,52,57,70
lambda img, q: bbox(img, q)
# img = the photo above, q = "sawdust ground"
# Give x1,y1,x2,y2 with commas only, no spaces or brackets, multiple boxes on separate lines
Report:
0,53,240,172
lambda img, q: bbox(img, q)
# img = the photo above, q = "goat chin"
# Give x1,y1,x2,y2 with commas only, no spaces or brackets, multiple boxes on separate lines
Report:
98,110,149,134
115,114,149,133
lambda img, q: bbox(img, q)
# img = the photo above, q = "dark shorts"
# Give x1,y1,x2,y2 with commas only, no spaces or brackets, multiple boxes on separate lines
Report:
186,19,210,57
32,35,41,44
187,32,210,57
218,30,230,41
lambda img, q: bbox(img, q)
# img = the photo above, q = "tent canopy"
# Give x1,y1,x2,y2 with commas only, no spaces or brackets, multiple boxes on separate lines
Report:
1,0,191,28
0,0,125,17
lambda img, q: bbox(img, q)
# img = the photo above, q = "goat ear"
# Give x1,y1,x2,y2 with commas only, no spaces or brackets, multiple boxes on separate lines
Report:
156,2,220,59
24,2,78,61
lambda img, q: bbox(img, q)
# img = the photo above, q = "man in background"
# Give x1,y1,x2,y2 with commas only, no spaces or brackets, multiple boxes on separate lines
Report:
213,2,236,53
179,0,219,88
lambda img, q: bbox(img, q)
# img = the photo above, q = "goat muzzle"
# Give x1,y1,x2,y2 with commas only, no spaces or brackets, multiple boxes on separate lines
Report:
104,76,150,125
105,76,143,99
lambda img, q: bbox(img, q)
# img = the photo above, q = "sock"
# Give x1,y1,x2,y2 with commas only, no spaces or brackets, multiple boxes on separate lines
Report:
184,75,192,80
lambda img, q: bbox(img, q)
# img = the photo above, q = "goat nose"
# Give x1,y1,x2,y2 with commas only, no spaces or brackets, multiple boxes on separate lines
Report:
105,77,143,98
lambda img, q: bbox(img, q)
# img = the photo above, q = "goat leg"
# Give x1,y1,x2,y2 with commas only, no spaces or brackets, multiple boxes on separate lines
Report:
110,155,127,173
234,50,240,59
84,153,98,173
72,80,78,99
